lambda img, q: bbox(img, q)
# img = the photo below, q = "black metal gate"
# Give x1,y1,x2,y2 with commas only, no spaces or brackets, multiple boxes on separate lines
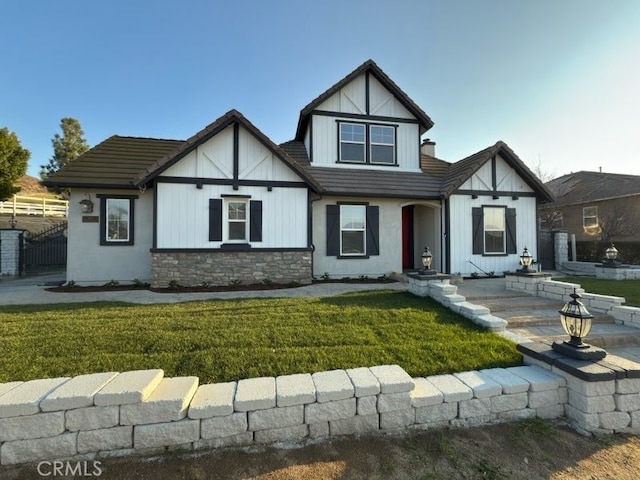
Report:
538,230,555,271
19,222,68,275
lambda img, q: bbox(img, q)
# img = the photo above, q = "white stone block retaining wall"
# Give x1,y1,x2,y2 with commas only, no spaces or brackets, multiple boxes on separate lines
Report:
506,274,640,329
0,362,613,467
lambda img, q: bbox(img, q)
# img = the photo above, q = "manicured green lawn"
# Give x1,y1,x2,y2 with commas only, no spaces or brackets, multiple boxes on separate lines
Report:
553,276,640,307
0,291,520,384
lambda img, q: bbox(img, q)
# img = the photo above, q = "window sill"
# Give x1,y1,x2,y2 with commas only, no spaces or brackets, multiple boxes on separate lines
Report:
221,243,251,250
337,255,370,260
335,161,398,167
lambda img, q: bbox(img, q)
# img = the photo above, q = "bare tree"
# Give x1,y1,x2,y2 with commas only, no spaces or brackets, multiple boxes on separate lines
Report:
598,198,640,243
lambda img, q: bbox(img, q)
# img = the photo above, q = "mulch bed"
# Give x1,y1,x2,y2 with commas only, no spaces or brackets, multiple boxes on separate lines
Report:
45,278,397,294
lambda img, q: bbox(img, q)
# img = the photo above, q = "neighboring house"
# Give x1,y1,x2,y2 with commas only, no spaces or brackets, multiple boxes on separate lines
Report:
43,60,553,286
540,171,640,243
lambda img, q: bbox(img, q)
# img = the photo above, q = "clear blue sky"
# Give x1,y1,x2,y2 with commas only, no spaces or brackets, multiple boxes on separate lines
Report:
3,0,640,179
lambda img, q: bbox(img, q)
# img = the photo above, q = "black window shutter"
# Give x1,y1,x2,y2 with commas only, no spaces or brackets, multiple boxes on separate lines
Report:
472,207,483,254
209,199,223,241
366,205,380,256
326,205,339,256
506,208,517,254
249,200,263,242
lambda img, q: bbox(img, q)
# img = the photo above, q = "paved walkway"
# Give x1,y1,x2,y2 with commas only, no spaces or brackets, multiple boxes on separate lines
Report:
1,272,638,363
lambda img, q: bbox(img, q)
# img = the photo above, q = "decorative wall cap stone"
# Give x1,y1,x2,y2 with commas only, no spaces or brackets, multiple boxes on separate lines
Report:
410,377,444,408
517,342,635,381
369,365,414,394
346,367,381,397
40,372,119,412
94,369,164,406
479,368,530,395
509,365,565,391
120,376,199,425
454,371,502,399
234,377,276,411
0,378,70,418
312,370,354,402
276,374,316,407
0,382,23,398
188,382,237,419
427,374,473,403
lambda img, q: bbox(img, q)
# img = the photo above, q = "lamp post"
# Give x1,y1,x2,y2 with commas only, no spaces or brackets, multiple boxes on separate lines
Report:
517,247,533,273
420,246,436,275
552,288,606,360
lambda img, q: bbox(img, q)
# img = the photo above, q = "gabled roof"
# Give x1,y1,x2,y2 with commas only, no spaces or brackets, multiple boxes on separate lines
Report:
544,171,640,207
44,110,321,192
42,136,184,189
294,59,434,141
441,141,554,203
135,110,321,191
280,140,446,199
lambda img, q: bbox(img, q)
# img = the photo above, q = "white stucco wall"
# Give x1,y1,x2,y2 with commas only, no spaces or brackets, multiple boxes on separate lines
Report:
312,197,402,278
66,189,154,285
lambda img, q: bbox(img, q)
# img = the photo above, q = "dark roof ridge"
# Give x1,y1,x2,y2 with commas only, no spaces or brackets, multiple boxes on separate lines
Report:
110,134,183,142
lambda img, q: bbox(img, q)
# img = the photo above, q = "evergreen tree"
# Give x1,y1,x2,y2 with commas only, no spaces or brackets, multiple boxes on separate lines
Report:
0,127,30,201
40,117,89,178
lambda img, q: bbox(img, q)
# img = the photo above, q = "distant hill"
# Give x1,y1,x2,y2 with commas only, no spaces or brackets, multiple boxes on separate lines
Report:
16,175,51,196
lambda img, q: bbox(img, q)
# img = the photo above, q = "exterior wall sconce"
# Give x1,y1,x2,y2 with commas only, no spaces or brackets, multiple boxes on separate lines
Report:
603,243,621,267
517,247,533,273
420,246,436,275
79,195,94,214
552,288,606,360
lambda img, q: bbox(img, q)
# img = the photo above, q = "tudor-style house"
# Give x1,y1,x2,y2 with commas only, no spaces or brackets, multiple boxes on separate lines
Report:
44,60,553,286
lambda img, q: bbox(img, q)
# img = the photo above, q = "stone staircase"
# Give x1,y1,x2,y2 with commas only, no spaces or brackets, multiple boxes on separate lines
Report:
463,291,640,349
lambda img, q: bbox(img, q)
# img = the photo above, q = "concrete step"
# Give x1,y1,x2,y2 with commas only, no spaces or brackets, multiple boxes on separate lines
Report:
508,323,640,349
502,310,616,327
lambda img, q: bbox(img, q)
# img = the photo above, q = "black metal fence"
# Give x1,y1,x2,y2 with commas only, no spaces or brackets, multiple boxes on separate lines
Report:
19,221,67,274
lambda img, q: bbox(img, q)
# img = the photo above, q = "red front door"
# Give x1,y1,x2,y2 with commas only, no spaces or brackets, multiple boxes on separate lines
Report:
402,206,414,269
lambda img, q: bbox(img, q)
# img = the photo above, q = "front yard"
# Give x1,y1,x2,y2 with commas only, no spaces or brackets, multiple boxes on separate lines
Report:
554,275,640,307
0,290,520,383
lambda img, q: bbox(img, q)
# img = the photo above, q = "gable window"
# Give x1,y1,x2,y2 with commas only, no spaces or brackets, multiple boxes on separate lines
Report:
338,122,397,165
472,206,516,256
370,125,395,164
227,200,247,241
326,204,379,258
339,123,366,162
209,197,263,244
98,195,137,246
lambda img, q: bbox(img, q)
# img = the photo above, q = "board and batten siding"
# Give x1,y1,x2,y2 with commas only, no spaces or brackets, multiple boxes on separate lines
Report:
448,194,538,276
161,124,303,184
316,73,415,120
310,115,420,171
156,183,308,249
66,189,154,285
457,154,535,193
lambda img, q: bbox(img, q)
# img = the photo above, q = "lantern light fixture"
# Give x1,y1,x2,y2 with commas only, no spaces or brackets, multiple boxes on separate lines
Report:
517,247,533,273
79,194,94,214
420,246,436,275
552,288,606,360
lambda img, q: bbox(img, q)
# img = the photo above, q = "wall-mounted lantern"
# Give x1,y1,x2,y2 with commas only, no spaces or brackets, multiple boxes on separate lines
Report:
79,195,94,214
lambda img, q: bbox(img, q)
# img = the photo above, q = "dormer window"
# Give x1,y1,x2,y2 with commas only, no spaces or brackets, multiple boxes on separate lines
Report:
339,123,366,162
338,122,397,165
370,125,395,164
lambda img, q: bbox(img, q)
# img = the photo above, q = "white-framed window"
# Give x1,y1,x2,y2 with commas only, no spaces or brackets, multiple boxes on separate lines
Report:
483,207,505,254
339,123,366,162
99,197,135,246
340,204,366,255
583,206,598,228
226,199,248,242
369,125,395,164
